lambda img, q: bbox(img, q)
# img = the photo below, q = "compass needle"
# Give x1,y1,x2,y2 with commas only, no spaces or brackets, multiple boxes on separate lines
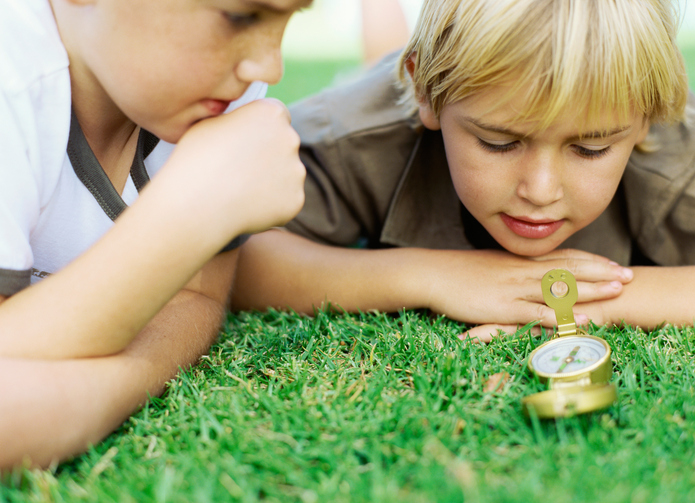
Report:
556,346,580,373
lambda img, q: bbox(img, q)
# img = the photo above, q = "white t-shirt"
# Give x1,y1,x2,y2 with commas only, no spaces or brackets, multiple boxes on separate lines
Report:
0,0,266,295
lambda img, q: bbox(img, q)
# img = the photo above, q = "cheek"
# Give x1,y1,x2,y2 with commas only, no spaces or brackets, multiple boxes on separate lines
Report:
446,146,513,214
129,15,231,93
446,147,483,205
566,162,625,221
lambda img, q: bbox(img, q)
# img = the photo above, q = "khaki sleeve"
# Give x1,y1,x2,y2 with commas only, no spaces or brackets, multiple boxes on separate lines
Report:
662,167,695,264
285,141,364,247
624,115,695,266
284,58,421,248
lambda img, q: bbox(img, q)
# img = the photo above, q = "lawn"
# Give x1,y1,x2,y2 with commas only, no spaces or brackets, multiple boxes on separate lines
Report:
2,311,694,502
3,55,695,502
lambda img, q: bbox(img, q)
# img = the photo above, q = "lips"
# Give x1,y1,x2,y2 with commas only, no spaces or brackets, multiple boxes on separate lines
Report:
201,99,232,116
500,214,565,239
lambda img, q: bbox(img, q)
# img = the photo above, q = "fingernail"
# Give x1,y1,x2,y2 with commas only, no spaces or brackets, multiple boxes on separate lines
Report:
610,280,622,289
609,261,619,266
621,267,633,281
576,314,589,325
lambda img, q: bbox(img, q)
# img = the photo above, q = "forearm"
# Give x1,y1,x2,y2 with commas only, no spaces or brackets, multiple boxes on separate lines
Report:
0,171,239,359
231,230,433,314
581,266,695,329
0,288,224,470
231,230,637,330
0,99,304,360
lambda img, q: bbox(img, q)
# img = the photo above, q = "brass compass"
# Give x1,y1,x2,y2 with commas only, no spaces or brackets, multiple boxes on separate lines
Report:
521,269,617,418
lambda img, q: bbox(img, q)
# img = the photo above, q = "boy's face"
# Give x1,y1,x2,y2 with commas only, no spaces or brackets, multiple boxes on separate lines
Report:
419,85,650,257
70,0,310,143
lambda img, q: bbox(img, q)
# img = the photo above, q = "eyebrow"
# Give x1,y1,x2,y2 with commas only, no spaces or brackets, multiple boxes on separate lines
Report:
463,117,632,141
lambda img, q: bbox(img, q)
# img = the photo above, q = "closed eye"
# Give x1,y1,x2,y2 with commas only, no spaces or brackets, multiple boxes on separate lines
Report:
574,145,611,159
476,138,519,153
223,11,261,29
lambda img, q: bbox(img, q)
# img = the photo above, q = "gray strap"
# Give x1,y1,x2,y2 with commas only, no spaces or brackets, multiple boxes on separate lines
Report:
0,268,31,296
66,108,249,252
66,109,159,221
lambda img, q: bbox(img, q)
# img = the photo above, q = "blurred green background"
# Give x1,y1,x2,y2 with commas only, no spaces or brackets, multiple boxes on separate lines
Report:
268,0,695,106
268,58,361,106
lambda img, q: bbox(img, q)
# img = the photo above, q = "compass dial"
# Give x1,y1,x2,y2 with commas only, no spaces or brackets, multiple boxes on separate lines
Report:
530,336,609,377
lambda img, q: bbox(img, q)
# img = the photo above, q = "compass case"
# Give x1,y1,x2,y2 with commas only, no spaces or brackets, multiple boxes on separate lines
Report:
527,335,613,383
522,383,617,418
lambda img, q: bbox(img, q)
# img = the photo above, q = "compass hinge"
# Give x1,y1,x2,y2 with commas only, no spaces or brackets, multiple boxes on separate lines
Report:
555,322,577,338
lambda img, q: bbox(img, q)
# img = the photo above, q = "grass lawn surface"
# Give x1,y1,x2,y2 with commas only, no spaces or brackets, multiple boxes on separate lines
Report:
2,310,694,502
3,55,695,502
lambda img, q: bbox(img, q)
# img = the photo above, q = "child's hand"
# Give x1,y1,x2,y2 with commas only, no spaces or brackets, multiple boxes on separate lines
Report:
423,248,632,341
154,98,306,248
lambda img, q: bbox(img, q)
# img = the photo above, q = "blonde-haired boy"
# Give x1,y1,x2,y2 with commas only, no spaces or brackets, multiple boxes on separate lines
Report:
232,0,695,339
401,0,686,126
0,0,308,468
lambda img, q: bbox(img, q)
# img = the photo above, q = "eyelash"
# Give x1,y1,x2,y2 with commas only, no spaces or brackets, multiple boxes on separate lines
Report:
574,145,611,159
476,138,518,153
476,139,611,159
223,12,260,29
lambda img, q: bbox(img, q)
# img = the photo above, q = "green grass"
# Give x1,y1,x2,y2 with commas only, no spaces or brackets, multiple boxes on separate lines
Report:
680,45,695,90
2,310,695,502
267,58,361,106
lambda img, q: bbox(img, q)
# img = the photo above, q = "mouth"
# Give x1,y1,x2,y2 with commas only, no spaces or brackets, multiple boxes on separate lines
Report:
500,214,565,239
201,99,233,116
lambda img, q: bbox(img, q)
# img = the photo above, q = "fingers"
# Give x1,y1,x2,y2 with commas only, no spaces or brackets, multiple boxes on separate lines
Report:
535,252,632,303
566,259,633,284
459,324,511,343
251,97,292,123
529,250,633,298
575,279,624,303
537,254,632,283
531,248,616,264
458,323,545,344
534,301,590,328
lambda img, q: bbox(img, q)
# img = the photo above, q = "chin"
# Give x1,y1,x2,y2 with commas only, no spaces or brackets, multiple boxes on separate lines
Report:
152,126,187,145
498,238,562,258
487,223,569,257
139,114,197,144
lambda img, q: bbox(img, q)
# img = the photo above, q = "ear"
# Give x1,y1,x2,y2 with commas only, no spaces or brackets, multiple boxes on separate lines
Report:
405,53,441,131
636,117,651,144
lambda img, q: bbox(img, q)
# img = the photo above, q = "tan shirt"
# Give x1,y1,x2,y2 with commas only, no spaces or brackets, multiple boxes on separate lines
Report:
286,56,695,267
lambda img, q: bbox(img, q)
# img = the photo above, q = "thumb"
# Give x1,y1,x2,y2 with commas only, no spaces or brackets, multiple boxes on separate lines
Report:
459,324,520,344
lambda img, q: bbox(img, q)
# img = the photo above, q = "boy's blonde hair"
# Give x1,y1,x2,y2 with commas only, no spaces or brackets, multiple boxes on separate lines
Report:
398,0,688,129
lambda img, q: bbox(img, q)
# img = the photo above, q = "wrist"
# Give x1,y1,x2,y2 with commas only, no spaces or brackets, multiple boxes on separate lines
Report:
392,248,443,311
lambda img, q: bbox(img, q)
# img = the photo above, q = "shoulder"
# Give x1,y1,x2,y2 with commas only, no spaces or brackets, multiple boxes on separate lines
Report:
628,97,695,180
625,93,695,201
623,92,695,264
0,0,69,94
289,52,421,146
0,0,70,174
0,0,71,269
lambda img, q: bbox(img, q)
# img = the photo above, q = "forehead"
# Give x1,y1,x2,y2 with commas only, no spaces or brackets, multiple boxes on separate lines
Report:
451,79,640,135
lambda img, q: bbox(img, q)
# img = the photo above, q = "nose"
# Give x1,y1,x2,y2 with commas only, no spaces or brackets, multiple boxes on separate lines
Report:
515,150,564,207
235,27,285,85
